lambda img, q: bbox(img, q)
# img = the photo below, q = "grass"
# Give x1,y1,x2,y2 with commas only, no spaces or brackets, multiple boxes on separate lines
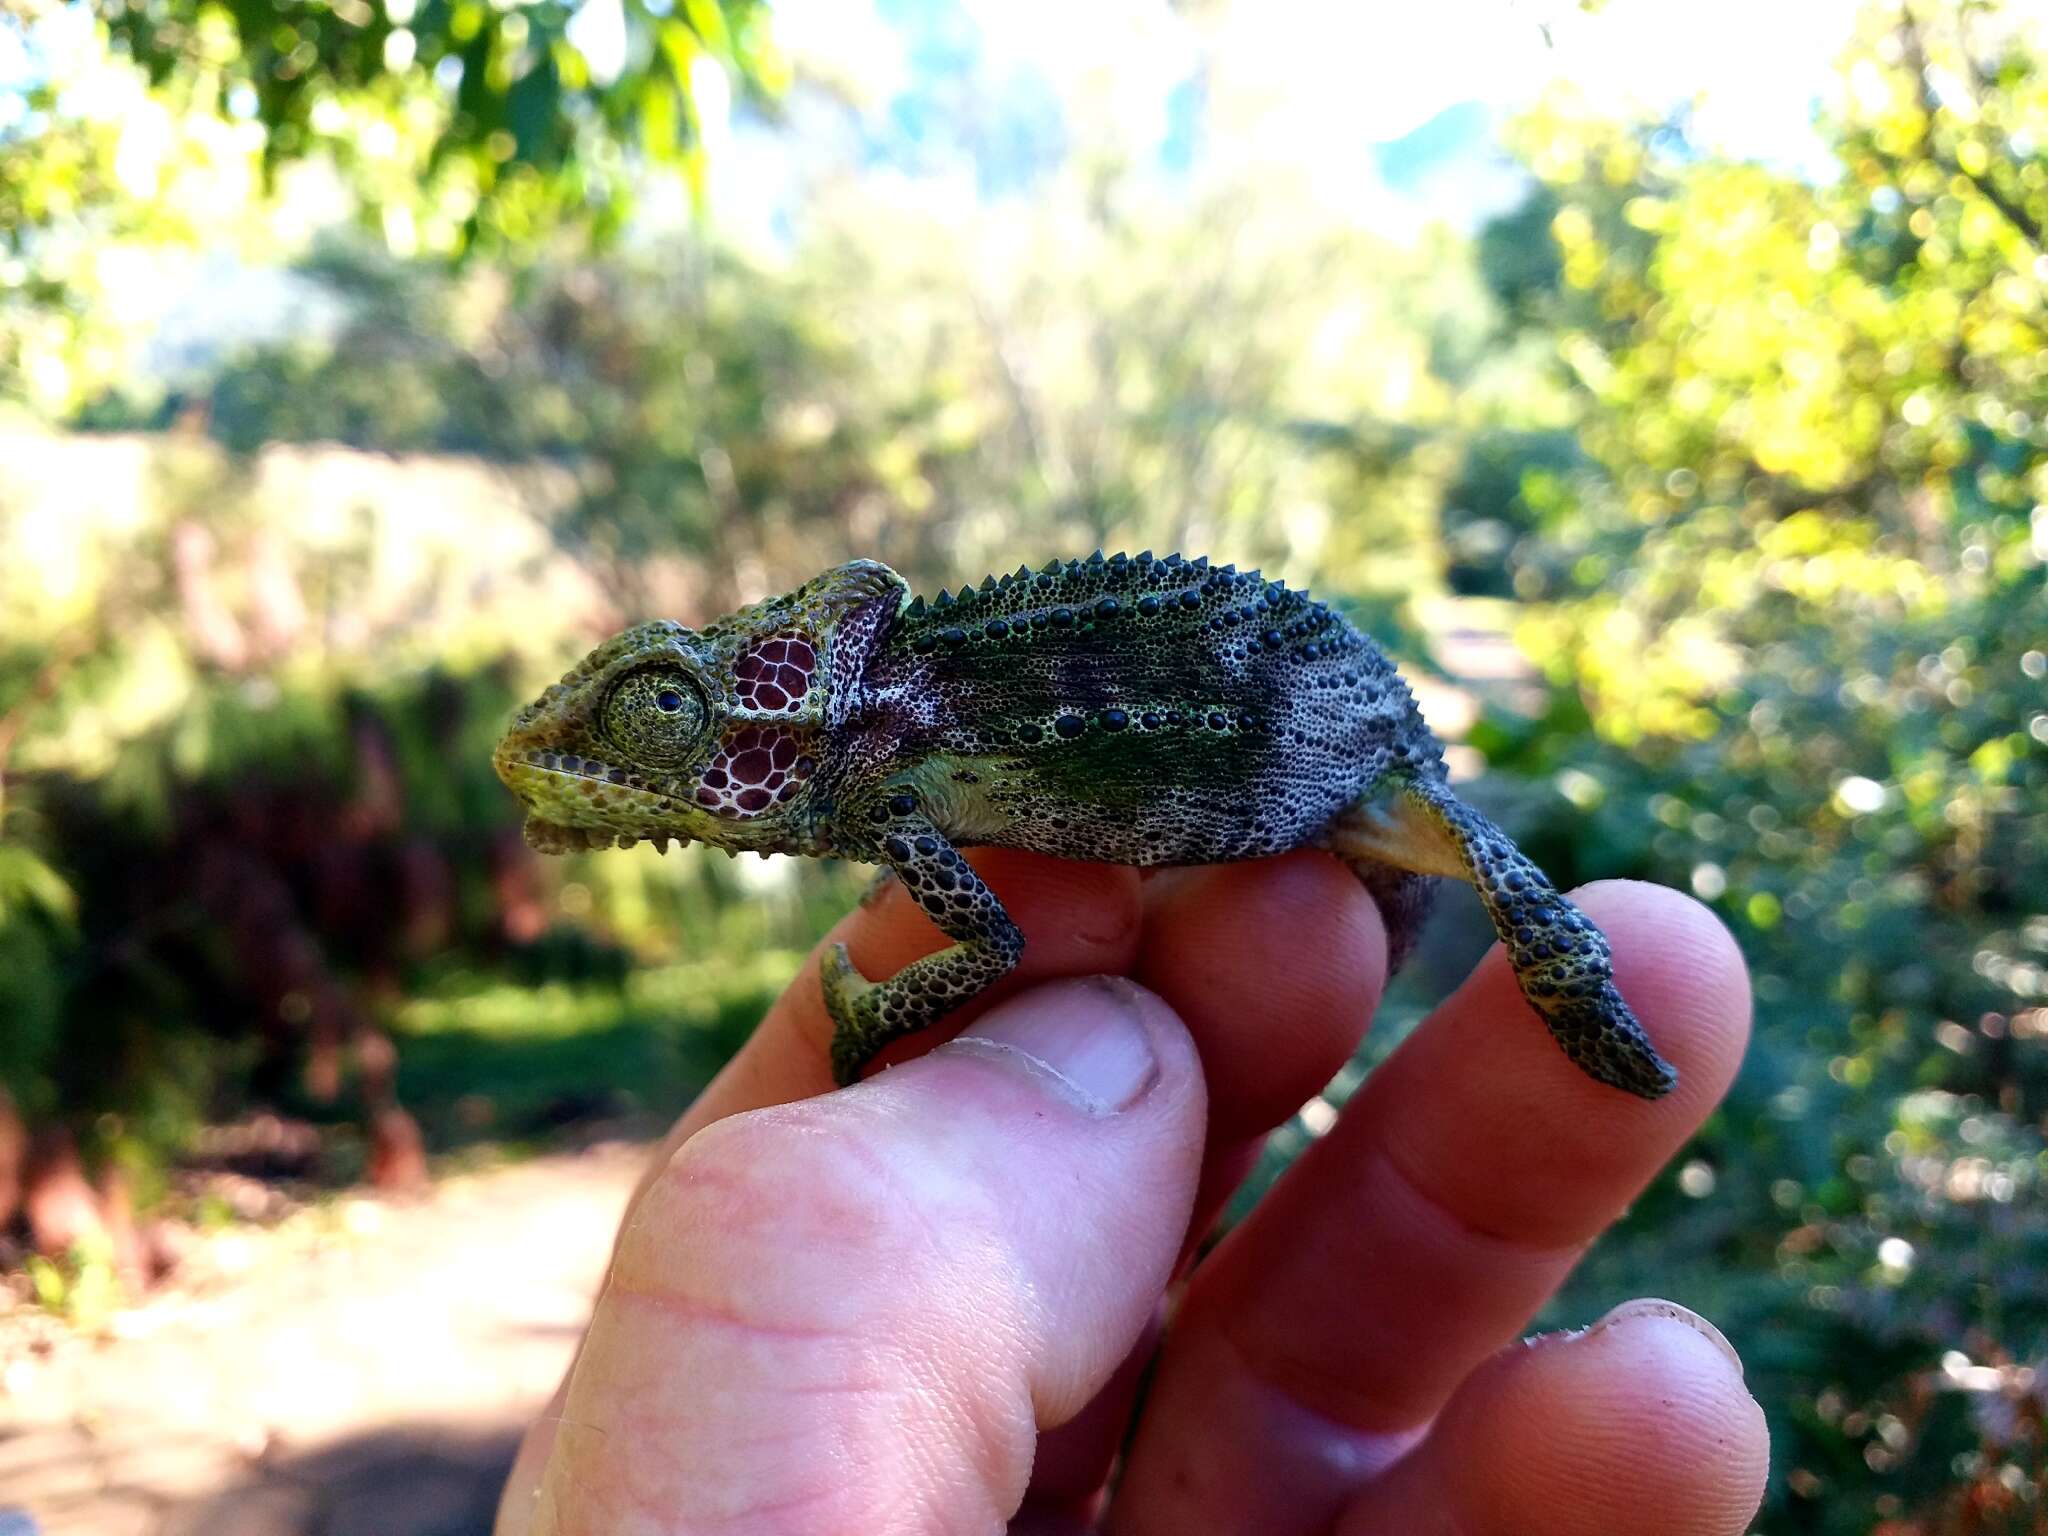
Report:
389,947,809,1148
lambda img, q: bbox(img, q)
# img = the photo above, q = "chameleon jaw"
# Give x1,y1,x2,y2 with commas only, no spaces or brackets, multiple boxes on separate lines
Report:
497,742,698,856
520,814,678,855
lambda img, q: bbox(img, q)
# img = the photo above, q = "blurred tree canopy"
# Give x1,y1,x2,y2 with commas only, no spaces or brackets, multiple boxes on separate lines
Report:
2,0,2046,1530
1477,6,2048,1529
0,0,782,414
95,0,784,241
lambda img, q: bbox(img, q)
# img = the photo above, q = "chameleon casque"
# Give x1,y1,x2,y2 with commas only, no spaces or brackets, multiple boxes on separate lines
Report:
493,554,1677,1098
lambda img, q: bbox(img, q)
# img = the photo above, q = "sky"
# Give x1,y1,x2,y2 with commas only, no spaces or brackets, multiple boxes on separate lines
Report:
711,0,1866,247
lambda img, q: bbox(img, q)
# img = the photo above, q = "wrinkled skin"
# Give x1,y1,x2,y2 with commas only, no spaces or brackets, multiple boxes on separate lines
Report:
495,554,1677,1097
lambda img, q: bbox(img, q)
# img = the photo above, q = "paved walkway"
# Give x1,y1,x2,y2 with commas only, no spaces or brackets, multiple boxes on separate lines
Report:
0,1143,644,1535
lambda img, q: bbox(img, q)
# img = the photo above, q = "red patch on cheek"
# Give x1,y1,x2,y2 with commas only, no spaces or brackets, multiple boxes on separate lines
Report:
694,724,819,819
733,632,817,714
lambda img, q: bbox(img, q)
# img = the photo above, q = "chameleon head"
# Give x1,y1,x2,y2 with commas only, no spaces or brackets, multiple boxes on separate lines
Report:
493,560,907,856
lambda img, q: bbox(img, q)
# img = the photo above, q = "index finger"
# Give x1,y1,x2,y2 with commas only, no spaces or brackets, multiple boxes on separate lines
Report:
1110,882,1751,1532
1193,881,1750,1428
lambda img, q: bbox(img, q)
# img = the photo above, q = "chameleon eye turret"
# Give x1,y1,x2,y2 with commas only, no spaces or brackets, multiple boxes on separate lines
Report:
603,667,709,767
497,553,1679,1100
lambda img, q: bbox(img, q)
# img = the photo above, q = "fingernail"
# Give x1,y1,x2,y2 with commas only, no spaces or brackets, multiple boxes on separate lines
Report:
948,978,1161,1114
1584,1297,1744,1379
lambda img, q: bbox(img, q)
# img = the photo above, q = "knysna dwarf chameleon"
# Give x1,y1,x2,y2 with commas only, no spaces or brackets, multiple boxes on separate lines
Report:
494,554,1676,1097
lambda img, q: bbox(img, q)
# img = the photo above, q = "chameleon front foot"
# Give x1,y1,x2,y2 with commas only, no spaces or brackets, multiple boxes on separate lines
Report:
819,807,1027,1086
822,941,887,1087
819,913,1029,1085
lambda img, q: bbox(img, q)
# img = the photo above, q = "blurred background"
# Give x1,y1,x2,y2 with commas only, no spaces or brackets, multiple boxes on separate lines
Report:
0,0,2044,1530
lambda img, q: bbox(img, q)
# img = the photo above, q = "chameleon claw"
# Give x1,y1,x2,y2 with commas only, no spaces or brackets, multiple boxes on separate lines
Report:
821,941,877,1010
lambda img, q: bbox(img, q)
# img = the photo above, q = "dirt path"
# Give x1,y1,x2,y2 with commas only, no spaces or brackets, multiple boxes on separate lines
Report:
0,1142,645,1535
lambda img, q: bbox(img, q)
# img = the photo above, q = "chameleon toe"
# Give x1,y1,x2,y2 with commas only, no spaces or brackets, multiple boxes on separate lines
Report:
1540,986,1679,1100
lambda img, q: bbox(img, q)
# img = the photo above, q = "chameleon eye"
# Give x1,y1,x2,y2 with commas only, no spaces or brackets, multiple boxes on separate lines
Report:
603,667,708,767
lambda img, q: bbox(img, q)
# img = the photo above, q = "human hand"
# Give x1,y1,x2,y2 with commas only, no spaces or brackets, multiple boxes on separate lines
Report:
496,850,1767,1535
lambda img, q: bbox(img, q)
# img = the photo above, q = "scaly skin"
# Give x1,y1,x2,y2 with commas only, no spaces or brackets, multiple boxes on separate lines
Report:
494,554,1678,1098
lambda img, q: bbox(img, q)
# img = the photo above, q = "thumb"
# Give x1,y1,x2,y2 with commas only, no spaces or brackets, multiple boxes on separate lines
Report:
515,978,1207,1536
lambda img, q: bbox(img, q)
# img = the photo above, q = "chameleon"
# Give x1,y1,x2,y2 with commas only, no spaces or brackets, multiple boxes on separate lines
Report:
493,554,1677,1098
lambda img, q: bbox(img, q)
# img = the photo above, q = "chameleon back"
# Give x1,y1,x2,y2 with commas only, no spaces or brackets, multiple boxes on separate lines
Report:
845,552,1443,868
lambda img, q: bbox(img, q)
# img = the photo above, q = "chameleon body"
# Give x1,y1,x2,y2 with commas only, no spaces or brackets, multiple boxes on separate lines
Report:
493,554,1677,1098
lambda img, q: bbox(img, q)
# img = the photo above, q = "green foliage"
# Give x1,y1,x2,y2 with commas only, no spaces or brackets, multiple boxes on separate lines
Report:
389,942,822,1145
93,0,782,248
26,1239,121,1329
0,0,782,416
193,246,897,592
0,844,77,1115
1476,6,2048,1528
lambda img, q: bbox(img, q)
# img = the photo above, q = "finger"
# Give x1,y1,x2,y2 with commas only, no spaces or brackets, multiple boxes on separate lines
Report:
1018,1317,1162,1525
1335,1300,1768,1535
503,854,1145,1523
512,979,1205,1536
1019,853,1386,1507
1136,852,1385,1144
1112,883,1750,1534
1137,850,1388,1263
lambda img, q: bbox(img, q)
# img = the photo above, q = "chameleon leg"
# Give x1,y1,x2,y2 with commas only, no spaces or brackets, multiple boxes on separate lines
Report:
1324,775,1678,1099
822,816,1025,1087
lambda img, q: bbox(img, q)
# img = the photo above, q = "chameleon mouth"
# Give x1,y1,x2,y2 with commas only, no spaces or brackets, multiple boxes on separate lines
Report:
520,815,678,855
501,747,691,854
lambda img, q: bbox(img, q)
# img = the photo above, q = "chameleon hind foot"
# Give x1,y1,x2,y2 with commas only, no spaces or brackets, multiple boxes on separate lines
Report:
1540,985,1680,1100
1325,776,1678,1099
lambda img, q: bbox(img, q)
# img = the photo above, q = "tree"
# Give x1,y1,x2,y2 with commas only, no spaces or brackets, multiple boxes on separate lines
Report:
1482,4,2048,1529
0,0,783,415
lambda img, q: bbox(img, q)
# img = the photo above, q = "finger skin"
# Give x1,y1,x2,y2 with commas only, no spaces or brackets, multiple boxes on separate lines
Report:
1335,1306,1769,1536
1111,883,1751,1534
1020,853,1387,1508
1135,853,1386,1143
516,980,1206,1536
503,853,1147,1528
